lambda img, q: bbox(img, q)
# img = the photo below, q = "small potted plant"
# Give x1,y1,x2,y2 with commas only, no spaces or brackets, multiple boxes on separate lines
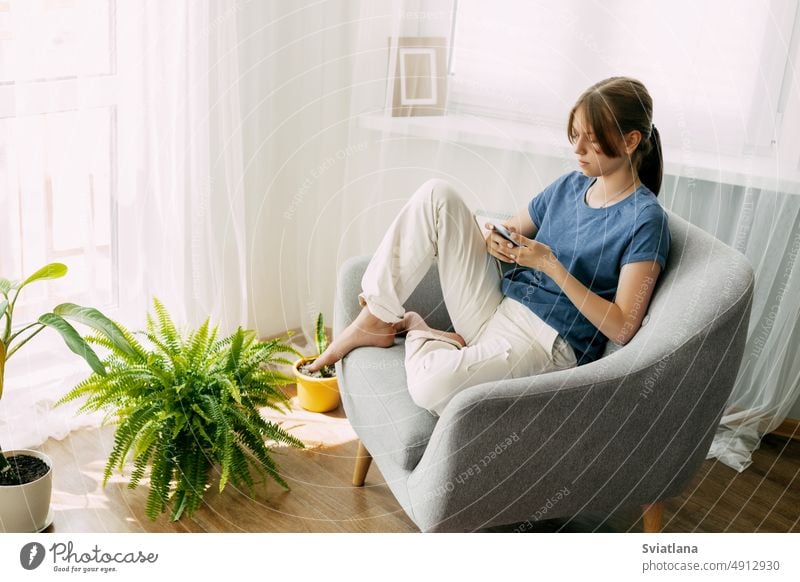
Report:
1,263,111,533
57,298,306,522
293,313,339,412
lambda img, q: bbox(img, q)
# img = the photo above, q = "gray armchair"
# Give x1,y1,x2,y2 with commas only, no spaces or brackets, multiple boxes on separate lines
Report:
334,208,754,533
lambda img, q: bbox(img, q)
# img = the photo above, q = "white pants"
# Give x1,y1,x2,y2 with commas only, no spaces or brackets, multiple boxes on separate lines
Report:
357,178,577,416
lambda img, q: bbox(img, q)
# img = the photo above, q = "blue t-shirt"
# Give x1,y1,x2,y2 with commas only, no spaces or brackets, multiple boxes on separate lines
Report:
501,171,671,366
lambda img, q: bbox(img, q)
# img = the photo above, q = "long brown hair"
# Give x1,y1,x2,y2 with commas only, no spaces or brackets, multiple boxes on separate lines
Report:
567,77,663,195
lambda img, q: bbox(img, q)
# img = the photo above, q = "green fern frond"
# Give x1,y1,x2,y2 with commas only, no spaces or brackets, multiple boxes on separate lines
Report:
229,445,256,491
152,297,180,352
227,327,245,371
142,332,185,378
128,452,151,490
56,373,105,406
260,419,306,450
220,377,242,405
269,356,297,368
103,404,159,484
233,418,290,490
128,421,160,488
189,416,215,447
145,440,174,520
170,445,208,522
249,369,297,389
242,380,291,408
84,334,135,361
186,318,210,368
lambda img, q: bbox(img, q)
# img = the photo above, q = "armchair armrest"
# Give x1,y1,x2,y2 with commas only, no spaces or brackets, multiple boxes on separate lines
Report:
405,362,645,531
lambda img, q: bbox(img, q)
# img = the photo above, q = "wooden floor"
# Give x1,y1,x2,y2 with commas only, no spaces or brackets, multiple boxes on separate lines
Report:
42,424,416,533
38,332,800,533
41,425,800,533
487,432,800,533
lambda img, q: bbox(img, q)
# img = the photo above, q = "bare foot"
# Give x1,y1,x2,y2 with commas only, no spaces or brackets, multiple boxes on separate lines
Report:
402,311,467,347
306,306,398,372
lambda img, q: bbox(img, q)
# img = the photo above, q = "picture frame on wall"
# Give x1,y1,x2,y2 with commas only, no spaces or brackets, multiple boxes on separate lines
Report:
386,36,448,117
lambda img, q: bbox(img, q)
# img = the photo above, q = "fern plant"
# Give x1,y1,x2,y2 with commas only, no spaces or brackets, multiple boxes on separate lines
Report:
57,298,305,522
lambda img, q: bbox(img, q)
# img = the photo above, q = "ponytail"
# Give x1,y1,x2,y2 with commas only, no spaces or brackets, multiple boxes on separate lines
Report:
567,77,662,195
637,125,663,195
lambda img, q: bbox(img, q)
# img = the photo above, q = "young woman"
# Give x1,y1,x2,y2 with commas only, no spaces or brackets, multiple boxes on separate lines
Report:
309,76,671,416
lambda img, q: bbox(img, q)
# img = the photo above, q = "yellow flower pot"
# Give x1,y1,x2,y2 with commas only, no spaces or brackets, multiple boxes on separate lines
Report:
293,356,340,412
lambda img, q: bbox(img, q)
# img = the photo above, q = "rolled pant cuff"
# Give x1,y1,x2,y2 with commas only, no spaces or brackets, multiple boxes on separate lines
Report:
357,292,403,324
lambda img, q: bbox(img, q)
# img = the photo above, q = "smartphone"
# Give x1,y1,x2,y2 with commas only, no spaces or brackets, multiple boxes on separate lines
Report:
490,223,521,247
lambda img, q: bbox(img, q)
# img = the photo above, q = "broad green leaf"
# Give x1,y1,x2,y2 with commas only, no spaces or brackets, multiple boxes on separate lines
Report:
53,303,137,358
0,280,12,298
38,313,106,376
19,263,67,290
0,299,8,320
0,339,6,399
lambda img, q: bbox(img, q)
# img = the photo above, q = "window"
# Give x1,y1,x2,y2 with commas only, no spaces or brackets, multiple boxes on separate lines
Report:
449,0,799,157
0,0,117,325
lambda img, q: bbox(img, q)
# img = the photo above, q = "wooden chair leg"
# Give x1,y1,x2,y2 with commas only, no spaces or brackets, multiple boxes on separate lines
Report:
641,501,664,533
352,440,373,486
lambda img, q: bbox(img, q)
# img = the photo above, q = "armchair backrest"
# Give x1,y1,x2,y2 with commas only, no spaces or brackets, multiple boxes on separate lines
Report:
609,209,754,364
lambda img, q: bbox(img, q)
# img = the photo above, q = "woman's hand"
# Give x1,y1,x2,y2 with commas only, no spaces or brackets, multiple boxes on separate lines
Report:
484,223,519,263
506,231,559,273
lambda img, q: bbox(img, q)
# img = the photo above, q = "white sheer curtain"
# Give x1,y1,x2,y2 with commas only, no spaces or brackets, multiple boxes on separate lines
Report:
0,0,247,450
661,177,800,471
123,0,248,332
